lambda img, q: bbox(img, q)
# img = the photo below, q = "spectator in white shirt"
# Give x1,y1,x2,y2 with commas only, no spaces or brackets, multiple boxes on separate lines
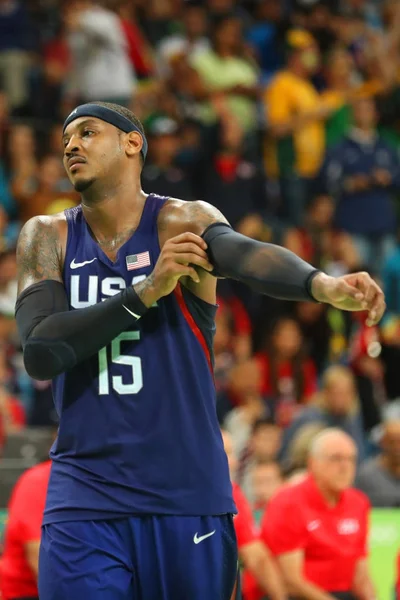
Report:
64,0,135,107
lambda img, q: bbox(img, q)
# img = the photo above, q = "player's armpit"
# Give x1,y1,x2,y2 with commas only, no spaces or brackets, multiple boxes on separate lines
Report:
16,215,64,295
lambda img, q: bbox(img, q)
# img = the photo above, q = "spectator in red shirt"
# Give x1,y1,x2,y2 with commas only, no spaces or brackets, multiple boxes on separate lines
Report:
0,459,52,600
262,429,375,600
255,317,318,427
396,552,400,600
221,429,286,600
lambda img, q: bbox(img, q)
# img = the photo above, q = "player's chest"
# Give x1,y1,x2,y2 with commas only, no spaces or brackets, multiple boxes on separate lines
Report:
303,508,363,557
68,272,149,308
65,247,155,309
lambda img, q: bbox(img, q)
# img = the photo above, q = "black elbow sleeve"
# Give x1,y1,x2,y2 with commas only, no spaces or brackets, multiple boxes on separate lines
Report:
15,278,148,380
23,338,76,381
15,280,73,380
15,280,70,345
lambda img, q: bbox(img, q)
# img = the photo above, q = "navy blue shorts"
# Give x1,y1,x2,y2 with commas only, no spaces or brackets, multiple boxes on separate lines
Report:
38,514,239,600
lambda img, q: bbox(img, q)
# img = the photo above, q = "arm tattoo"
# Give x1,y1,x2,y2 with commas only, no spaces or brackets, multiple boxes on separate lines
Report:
133,271,157,309
158,199,230,239
184,200,229,233
17,217,63,295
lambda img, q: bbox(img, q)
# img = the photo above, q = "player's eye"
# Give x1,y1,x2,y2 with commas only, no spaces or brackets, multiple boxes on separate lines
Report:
63,138,69,148
83,130,95,137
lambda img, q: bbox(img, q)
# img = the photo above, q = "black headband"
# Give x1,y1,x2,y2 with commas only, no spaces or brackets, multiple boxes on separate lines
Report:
63,103,148,161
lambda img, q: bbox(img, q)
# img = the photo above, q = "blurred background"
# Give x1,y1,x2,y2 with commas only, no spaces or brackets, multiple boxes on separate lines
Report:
0,0,400,597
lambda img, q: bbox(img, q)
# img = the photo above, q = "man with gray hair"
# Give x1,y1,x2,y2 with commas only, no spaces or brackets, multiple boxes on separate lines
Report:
356,420,400,507
260,429,376,600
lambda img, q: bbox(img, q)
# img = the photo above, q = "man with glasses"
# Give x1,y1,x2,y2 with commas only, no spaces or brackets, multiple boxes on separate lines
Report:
260,429,375,600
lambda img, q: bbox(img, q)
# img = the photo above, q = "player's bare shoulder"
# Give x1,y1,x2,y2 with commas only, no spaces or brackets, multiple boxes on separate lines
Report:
156,198,227,303
16,212,68,295
157,198,229,246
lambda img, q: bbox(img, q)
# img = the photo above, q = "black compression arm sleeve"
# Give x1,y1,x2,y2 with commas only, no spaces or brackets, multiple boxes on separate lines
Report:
203,223,320,301
15,280,148,380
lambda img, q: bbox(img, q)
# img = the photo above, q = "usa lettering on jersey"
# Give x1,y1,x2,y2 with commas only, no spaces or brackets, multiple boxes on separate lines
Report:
70,274,146,308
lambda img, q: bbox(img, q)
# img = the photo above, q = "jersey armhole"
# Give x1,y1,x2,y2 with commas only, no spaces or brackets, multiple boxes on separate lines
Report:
173,283,217,374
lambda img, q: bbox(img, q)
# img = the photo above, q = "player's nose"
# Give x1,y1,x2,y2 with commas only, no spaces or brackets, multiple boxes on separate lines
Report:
64,135,82,156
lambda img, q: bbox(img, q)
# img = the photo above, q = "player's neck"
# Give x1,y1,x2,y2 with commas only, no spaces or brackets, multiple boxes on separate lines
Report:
81,180,147,240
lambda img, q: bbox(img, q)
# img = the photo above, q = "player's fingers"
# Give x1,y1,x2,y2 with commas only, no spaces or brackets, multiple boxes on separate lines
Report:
350,271,372,298
366,287,386,326
169,232,208,250
173,242,210,260
189,266,201,283
177,265,201,283
357,274,378,310
174,252,214,272
336,279,364,302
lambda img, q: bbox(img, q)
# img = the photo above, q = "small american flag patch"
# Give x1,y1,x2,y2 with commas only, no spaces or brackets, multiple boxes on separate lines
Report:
126,251,151,271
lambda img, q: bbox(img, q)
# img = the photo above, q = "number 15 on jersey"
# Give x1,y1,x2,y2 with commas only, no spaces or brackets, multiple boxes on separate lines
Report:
98,331,143,395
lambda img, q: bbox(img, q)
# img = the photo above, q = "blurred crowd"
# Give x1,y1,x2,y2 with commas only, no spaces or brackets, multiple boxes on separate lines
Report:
0,0,399,597
1,0,399,505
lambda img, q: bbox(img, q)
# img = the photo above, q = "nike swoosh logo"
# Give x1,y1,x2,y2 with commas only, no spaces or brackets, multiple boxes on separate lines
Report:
70,258,97,269
122,305,141,319
193,530,216,544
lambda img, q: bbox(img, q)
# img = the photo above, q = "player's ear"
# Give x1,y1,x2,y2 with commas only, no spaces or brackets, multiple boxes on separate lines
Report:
125,131,143,159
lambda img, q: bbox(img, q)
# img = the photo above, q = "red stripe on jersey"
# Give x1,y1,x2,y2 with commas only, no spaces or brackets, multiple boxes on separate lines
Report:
174,284,213,375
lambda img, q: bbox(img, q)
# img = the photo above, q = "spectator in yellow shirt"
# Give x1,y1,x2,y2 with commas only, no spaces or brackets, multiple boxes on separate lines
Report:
264,29,335,226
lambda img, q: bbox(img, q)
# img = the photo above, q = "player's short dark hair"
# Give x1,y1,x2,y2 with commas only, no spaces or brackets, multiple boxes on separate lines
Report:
86,101,146,165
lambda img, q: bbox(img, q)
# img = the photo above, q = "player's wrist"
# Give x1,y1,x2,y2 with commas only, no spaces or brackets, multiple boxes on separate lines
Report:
123,286,149,317
310,271,334,303
133,274,159,309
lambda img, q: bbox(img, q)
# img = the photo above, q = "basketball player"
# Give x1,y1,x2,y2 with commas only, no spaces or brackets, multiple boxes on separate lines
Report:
15,102,385,600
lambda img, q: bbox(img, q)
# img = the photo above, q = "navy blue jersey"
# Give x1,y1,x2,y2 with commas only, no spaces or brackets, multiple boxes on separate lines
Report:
44,194,235,524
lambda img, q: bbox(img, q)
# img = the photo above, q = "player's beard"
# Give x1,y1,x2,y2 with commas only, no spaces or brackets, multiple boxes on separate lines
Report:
73,177,96,192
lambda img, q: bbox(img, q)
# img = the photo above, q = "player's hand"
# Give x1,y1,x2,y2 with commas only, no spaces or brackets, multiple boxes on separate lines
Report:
138,232,214,306
311,272,386,326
